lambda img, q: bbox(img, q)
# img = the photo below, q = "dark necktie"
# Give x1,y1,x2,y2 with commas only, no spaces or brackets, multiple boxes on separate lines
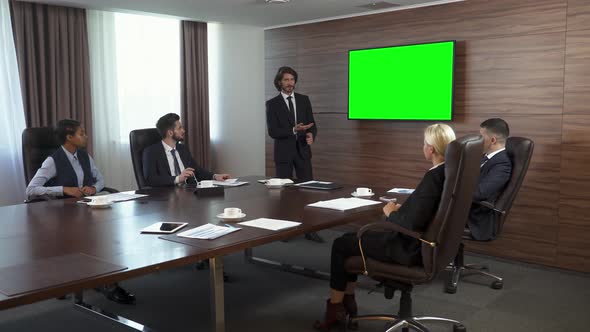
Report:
170,149,182,176
480,155,489,168
286,96,295,124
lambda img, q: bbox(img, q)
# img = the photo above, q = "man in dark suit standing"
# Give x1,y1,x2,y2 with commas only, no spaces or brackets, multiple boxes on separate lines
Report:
467,118,513,241
142,113,230,187
266,66,317,181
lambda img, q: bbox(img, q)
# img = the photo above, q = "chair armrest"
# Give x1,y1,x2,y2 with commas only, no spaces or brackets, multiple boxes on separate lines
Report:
473,201,505,214
102,187,119,193
358,221,422,240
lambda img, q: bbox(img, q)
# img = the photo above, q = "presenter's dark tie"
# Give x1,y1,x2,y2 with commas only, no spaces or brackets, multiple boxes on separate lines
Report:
287,96,295,124
480,155,489,168
171,149,182,176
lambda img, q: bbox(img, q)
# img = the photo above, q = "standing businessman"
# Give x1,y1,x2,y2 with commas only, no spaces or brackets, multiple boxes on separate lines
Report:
266,66,317,181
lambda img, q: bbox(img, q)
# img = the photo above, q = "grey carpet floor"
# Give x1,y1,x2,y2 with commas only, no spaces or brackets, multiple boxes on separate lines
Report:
1,230,589,332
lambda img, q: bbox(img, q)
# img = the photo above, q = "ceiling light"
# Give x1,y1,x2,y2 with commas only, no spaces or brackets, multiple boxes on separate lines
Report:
266,0,291,4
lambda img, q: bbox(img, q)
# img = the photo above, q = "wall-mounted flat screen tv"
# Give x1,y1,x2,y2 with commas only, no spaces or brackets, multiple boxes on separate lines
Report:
348,40,455,121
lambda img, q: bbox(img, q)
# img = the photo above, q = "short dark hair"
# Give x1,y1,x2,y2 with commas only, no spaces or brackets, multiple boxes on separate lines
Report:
156,113,180,138
273,66,298,91
55,119,81,144
480,118,510,141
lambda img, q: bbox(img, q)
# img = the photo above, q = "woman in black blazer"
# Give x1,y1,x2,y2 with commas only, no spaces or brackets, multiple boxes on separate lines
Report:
314,123,456,331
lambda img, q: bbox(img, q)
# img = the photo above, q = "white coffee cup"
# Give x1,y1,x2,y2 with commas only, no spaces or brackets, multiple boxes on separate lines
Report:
198,180,214,188
224,207,242,218
91,196,110,204
355,187,372,196
267,178,282,186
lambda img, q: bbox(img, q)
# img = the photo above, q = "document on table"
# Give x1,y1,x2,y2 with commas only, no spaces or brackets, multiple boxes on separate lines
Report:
80,191,148,204
307,197,382,211
238,218,301,231
211,178,249,187
177,223,240,240
387,188,415,194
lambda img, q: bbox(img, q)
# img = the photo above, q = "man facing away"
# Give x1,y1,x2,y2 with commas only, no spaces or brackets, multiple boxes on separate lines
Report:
467,118,513,241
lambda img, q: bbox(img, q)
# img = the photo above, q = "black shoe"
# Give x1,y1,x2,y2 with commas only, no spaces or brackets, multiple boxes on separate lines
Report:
101,284,136,305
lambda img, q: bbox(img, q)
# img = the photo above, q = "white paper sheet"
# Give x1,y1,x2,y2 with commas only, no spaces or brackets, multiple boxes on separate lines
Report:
238,218,301,231
307,198,382,211
177,223,240,240
211,178,249,187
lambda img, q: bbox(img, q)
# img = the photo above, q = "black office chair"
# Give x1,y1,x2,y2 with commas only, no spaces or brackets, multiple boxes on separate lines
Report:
22,127,118,201
345,135,484,332
444,137,534,293
129,128,161,190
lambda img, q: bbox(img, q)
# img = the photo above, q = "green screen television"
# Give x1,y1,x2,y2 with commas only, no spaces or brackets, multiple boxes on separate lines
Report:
348,40,455,121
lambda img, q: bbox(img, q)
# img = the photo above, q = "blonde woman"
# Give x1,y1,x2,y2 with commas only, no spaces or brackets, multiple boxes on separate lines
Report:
314,123,456,331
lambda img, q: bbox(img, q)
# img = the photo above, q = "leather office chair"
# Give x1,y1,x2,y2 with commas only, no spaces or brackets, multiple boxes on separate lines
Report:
344,135,484,332
129,128,161,190
445,137,534,294
22,127,118,201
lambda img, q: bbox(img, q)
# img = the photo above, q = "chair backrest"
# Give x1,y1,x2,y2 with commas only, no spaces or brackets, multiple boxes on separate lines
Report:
22,127,60,185
422,134,484,275
129,128,161,189
491,137,534,235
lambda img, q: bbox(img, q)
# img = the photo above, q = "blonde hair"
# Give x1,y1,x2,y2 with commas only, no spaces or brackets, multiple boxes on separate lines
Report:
424,123,456,158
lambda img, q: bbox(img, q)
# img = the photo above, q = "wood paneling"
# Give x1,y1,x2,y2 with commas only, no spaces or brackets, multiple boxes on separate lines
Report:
265,0,590,271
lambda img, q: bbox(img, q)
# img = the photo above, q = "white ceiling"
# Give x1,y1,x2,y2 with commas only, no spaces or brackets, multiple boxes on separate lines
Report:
24,0,460,28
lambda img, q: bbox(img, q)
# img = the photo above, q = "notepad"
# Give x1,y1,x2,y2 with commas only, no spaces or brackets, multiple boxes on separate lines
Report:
177,223,240,240
238,218,301,231
307,198,382,211
294,181,341,190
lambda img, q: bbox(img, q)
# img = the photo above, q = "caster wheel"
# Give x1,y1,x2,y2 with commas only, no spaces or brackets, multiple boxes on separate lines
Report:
453,324,466,332
491,280,503,289
445,285,457,294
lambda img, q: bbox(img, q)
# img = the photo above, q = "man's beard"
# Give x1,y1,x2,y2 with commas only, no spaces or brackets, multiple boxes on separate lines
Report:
173,133,184,142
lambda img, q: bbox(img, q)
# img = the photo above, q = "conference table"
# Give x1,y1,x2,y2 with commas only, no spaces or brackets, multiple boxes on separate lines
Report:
0,176,391,331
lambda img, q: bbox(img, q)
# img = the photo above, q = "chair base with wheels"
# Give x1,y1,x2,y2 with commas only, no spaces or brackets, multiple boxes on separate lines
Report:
444,243,503,294
351,280,466,332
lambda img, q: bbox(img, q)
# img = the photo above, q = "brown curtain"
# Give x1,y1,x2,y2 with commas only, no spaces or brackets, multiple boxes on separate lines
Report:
10,1,93,152
181,20,210,169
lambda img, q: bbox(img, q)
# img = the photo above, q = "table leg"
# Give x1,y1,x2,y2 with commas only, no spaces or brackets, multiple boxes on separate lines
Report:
209,256,225,332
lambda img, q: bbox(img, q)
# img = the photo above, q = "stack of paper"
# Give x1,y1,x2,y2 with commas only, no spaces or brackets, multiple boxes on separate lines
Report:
387,188,415,194
177,223,240,240
82,191,148,203
307,198,382,211
238,218,301,231
212,178,249,187
294,180,332,186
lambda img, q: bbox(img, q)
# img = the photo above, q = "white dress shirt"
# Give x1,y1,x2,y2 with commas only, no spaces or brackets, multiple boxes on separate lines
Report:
281,91,297,124
486,147,506,160
161,141,186,184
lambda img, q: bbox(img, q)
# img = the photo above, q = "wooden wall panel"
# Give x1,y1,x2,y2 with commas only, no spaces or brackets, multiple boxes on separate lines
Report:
264,0,590,271
566,0,590,32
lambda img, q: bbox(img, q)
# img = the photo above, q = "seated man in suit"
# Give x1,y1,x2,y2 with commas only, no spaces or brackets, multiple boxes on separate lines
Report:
142,113,230,186
314,124,456,331
25,119,136,304
466,118,513,241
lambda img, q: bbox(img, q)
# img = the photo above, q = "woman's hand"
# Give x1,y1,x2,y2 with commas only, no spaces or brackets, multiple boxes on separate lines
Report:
383,202,401,217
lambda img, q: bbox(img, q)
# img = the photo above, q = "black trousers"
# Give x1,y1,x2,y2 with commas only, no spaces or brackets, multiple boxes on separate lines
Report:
330,232,421,291
275,154,313,181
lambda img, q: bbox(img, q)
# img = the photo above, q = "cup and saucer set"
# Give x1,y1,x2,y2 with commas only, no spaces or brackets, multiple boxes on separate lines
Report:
351,187,374,198
216,207,246,221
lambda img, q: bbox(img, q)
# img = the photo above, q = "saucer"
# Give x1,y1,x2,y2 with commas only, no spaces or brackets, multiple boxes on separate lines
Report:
216,212,246,221
351,192,375,198
87,201,113,209
265,183,283,189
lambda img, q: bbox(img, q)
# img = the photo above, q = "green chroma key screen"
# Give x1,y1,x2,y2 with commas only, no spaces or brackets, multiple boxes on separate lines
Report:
348,40,455,121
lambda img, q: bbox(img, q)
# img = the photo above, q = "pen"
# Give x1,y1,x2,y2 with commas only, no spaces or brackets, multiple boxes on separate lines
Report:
225,224,235,229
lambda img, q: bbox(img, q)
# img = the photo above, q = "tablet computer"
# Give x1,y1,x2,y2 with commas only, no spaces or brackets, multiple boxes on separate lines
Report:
140,222,188,234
